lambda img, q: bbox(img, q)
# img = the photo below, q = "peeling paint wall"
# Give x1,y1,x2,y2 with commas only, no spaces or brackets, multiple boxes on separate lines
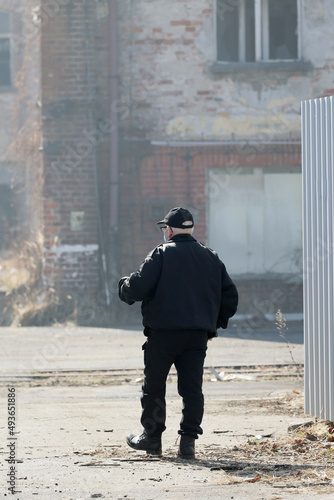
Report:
118,0,334,141
116,0,328,310
166,113,301,140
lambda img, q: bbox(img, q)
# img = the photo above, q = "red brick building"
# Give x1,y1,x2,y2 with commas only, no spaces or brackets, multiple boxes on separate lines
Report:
41,0,112,299
34,1,334,317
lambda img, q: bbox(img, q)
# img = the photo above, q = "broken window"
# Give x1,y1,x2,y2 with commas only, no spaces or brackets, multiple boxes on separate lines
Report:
0,12,11,87
216,0,298,63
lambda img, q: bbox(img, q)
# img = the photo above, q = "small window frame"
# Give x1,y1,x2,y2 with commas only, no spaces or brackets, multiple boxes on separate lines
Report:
215,0,302,65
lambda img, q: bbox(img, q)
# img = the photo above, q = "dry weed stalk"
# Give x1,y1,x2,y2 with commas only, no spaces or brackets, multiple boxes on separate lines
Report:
275,309,301,379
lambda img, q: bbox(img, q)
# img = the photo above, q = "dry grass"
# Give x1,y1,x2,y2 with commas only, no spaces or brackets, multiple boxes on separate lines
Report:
0,236,46,325
0,255,34,291
0,235,42,289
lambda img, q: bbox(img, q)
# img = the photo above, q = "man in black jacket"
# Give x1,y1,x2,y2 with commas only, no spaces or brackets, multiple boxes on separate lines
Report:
118,207,238,458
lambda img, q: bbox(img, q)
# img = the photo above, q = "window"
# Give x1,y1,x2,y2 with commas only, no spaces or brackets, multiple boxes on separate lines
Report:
216,0,299,63
0,12,11,87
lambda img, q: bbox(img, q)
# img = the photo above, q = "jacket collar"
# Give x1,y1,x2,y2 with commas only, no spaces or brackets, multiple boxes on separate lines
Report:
169,234,196,243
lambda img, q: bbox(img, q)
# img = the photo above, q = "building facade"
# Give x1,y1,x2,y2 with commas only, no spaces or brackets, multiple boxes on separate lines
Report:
2,0,334,318
116,0,334,316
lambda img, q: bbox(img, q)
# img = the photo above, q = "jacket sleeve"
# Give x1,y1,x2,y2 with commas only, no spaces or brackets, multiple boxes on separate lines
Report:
118,248,162,305
118,276,135,305
217,261,238,329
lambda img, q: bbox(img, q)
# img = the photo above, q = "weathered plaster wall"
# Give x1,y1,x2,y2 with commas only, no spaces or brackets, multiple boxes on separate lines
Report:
0,0,42,243
0,0,40,167
118,0,334,141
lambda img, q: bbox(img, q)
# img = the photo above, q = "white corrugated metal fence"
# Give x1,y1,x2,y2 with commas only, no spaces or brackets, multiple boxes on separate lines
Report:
302,95,334,421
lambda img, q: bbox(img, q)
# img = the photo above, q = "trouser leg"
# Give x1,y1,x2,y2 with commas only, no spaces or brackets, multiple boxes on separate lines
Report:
140,336,175,438
175,337,207,438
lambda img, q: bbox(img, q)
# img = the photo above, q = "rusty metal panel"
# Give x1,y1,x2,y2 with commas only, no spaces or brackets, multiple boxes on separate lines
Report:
302,96,334,421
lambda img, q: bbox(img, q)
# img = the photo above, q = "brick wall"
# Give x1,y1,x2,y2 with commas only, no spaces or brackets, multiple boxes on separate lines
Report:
118,141,301,272
118,141,303,315
38,0,332,315
115,0,334,317
116,0,334,143
116,0,308,276
118,0,214,141
41,0,111,294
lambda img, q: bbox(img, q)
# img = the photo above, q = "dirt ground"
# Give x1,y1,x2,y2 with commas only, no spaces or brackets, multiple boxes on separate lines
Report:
0,325,333,499
1,370,334,500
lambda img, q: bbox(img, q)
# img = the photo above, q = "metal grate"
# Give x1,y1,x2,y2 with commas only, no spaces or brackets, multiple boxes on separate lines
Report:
302,95,334,421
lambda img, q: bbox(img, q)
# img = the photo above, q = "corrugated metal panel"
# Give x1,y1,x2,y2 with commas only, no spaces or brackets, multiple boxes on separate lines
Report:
302,96,334,421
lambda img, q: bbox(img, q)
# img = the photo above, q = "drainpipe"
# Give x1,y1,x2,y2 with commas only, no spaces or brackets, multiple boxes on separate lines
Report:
109,0,119,277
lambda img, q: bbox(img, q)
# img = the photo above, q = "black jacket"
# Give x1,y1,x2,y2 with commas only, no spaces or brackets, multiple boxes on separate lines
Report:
118,234,238,336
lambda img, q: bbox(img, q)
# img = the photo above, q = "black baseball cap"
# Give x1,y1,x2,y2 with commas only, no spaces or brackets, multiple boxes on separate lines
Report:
156,207,194,229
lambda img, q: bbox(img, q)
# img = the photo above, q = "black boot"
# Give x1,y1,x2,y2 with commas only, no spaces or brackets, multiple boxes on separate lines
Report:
126,433,162,455
178,435,195,459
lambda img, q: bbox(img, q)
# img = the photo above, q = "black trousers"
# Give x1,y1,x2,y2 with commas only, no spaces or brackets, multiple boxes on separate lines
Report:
140,329,208,439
